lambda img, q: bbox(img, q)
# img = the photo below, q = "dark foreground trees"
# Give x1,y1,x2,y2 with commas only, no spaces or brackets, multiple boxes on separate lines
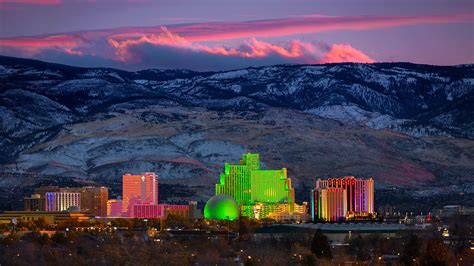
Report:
422,239,455,266
311,229,333,260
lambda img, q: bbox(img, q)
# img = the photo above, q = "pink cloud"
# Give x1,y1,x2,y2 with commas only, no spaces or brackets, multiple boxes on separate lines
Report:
320,44,375,64
164,13,473,42
107,27,373,67
0,13,469,69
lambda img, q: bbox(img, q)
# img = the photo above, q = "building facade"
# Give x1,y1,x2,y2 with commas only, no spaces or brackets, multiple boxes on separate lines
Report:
311,176,374,222
315,188,347,222
78,187,108,217
45,192,81,212
0,211,94,225
216,153,259,205
122,172,158,216
107,199,123,217
132,203,190,219
213,153,303,221
24,194,46,211
133,204,164,218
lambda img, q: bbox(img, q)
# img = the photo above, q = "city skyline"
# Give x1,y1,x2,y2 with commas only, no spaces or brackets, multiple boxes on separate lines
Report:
0,1,472,264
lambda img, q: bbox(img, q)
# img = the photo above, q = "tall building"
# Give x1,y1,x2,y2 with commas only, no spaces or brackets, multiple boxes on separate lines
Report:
24,194,45,211
311,176,374,222
251,168,294,205
313,188,347,222
76,187,108,217
216,153,258,205
216,153,294,206
212,153,303,220
122,172,158,216
45,191,81,212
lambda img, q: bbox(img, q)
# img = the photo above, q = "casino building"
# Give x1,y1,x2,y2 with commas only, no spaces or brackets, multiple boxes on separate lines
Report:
106,172,194,219
122,172,158,216
209,153,307,221
311,176,375,222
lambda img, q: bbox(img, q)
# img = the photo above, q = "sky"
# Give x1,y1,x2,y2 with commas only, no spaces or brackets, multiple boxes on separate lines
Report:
0,0,473,71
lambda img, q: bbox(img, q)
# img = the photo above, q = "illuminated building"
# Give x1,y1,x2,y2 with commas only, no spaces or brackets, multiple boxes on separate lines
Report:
0,211,94,225
78,186,108,217
251,202,308,222
35,186,109,216
45,191,81,212
215,153,294,207
122,172,158,216
133,204,164,218
24,194,45,211
311,176,374,222
216,153,259,205
314,188,347,222
65,187,109,217
163,204,190,218
28,186,61,211
114,171,190,219
212,153,304,221
250,168,294,205
133,204,190,219
107,199,123,217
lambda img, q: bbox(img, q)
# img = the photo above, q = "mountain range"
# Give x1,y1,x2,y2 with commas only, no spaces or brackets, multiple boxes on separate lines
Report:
1,56,473,205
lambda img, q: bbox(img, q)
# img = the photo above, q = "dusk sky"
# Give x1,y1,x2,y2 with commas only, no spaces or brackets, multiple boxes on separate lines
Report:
0,0,473,71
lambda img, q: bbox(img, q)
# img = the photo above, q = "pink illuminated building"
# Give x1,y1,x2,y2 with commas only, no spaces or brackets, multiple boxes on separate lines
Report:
107,171,190,219
122,172,158,216
107,199,123,217
133,204,189,219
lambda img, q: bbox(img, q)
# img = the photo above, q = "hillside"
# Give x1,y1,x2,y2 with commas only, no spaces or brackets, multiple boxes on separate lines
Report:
1,56,473,204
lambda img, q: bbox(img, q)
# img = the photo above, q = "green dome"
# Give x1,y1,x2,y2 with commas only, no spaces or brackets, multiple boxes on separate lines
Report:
204,194,239,220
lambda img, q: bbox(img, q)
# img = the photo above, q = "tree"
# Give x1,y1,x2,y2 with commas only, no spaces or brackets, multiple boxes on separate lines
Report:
401,234,422,265
347,235,370,261
25,231,50,245
51,231,68,244
33,218,48,230
310,229,332,259
422,239,455,266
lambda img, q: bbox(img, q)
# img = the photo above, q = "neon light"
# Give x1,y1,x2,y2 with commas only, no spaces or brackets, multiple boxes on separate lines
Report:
213,153,298,220
312,177,374,222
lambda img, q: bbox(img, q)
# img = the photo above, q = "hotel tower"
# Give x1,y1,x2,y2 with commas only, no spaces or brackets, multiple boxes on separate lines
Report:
122,172,158,216
311,176,374,222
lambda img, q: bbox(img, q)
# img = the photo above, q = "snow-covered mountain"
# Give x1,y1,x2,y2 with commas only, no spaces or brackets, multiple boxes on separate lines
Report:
1,56,473,201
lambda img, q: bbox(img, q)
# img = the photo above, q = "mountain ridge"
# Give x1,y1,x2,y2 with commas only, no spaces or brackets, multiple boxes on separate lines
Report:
1,56,473,203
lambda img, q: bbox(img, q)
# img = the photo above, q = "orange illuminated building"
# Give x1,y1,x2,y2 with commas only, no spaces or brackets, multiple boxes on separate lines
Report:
122,172,158,216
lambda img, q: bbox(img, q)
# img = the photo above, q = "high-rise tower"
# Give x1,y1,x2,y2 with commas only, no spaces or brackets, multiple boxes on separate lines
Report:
122,172,158,216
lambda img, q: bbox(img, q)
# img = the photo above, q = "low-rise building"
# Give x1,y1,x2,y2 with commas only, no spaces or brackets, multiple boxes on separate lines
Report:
0,211,94,225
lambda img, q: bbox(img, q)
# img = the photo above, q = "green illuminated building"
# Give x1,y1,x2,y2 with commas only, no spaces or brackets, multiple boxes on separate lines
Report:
251,169,293,204
215,153,296,218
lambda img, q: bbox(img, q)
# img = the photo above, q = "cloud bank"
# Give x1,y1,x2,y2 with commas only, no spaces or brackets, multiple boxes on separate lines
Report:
0,13,471,70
